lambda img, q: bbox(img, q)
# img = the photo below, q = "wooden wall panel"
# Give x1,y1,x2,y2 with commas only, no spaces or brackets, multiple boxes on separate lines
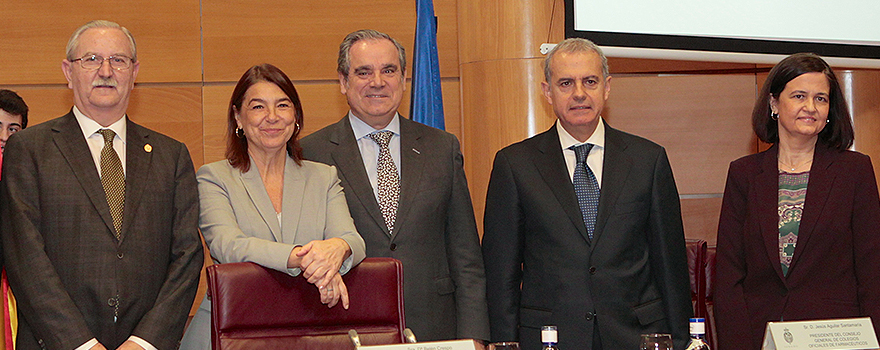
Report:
843,70,880,190
609,58,760,75
201,0,460,82
0,1,201,84
203,85,234,165
461,59,555,231
604,74,758,195
681,197,722,245
458,0,564,64
204,80,462,165
128,87,205,169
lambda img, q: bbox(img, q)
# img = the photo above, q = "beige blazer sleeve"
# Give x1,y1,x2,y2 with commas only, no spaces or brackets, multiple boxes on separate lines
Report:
197,157,366,275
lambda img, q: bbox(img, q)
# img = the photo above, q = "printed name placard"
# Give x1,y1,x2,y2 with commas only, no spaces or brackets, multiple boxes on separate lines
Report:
762,317,879,350
359,339,477,350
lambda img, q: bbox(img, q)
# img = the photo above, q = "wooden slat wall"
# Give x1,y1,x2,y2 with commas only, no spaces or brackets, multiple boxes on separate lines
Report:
602,74,759,245
3,0,880,323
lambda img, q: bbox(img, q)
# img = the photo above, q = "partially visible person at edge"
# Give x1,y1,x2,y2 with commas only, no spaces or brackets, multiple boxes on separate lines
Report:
715,52,880,350
0,89,28,177
179,63,366,350
1,20,204,350
0,89,28,348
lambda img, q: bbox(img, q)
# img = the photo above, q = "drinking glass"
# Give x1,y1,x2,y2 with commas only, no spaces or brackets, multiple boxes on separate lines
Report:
639,333,673,350
489,342,520,350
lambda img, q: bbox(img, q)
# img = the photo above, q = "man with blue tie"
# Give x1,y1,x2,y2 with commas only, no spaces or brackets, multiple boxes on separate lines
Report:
482,38,692,350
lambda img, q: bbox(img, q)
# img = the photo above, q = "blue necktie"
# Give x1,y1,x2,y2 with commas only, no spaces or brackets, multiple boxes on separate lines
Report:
570,144,600,240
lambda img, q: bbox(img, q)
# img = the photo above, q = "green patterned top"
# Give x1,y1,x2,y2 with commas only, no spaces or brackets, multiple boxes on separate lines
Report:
778,170,809,276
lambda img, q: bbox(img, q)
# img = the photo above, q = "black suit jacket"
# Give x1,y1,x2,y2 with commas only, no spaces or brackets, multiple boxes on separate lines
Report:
301,115,490,342
715,143,880,350
0,111,203,350
482,123,691,350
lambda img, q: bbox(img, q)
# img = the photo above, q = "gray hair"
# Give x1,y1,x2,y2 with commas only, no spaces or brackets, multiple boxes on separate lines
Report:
337,29,406,78
543,38,609,82
66,20,137,62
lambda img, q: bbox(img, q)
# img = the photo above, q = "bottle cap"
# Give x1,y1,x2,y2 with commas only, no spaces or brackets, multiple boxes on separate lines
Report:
689,318,706,335
541,326,558,343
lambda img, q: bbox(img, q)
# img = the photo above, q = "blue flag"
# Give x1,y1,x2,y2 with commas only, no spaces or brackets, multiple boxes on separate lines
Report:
410,0,445,130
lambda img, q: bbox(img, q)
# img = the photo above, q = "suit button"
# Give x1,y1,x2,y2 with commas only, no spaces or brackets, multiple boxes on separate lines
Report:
589,266,597,274
585,312,595,321
108,297,117,307
390,243,397,251
117,253,124,259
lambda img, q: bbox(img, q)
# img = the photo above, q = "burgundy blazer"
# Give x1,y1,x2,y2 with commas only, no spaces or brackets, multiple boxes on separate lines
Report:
715,143,880,350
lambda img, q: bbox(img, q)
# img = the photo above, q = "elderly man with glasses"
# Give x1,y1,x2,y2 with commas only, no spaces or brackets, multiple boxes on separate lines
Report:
0,20,203,350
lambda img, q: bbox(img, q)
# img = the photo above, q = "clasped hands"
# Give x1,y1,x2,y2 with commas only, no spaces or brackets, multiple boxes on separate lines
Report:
288,237,352,309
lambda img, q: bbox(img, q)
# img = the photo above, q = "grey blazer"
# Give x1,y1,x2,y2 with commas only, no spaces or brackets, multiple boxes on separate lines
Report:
1,111,203,350
301,115,490,342
180,157,366,350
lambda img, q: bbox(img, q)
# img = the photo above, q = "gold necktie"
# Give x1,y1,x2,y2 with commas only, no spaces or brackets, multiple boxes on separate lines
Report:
98,129,125,238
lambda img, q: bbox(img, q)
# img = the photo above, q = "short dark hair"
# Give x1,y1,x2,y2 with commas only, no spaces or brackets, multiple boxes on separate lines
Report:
337,29,406,78
0,89,29,128
226,64,304,171
752,53,853,150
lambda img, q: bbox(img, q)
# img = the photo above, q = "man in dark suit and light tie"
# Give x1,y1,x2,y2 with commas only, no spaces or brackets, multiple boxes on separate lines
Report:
301,29,490,343
0,20,203,350
482,38,692,350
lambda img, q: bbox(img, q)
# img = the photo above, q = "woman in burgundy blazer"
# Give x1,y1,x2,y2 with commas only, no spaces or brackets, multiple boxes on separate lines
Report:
715,53,880,350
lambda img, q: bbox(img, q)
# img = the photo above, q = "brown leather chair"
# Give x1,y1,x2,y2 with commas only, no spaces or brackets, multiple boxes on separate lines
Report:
704,246,718,349
685,239,707,318
207,258,406,350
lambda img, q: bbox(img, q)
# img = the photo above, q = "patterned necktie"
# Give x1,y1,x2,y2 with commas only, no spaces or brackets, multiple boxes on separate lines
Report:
98,129,125,239
368,131,400,234
570,144,600,240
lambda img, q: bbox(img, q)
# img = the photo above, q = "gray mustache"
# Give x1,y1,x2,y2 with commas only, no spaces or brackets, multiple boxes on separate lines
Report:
92,78,117,87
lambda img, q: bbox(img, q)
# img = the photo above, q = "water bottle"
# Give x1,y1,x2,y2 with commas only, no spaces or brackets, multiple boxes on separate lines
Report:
685,318,711,350
541,325,559,349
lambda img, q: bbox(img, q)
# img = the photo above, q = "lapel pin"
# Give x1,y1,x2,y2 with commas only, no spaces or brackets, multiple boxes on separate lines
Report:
144,144,152,153
412,148,420,155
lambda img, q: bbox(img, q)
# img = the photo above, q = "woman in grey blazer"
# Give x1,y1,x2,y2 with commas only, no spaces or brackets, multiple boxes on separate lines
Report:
180,64,366,349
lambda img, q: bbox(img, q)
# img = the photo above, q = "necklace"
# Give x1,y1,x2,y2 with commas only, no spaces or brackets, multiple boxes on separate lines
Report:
779,158,813,171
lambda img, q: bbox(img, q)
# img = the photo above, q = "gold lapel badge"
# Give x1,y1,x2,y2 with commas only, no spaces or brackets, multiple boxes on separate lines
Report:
144,144,152,153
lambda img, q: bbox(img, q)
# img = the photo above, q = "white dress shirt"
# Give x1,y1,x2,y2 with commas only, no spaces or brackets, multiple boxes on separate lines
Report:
348,112,402,204
73,106,127,177
557,118,606,188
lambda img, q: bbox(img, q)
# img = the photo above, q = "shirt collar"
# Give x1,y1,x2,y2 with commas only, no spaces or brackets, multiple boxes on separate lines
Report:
73,106,127,144
348,111,401,140
557,117,605,151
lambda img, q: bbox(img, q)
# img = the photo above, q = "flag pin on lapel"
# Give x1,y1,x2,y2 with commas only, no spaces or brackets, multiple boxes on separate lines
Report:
144,144,152,153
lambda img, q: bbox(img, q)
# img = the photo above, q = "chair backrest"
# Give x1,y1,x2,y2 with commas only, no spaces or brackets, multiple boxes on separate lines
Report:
685,239,707,318
207,258,406,350
705,246,718,349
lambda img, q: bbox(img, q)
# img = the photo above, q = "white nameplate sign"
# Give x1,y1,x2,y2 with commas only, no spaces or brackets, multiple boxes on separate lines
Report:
359,339,477,350
762,317,879,350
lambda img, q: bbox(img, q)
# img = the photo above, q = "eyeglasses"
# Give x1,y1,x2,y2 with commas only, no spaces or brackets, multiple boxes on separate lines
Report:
70,55,134,70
